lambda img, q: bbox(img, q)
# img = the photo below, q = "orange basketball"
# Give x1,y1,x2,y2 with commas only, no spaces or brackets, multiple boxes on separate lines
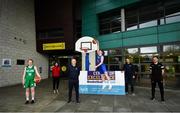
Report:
92,39,97,44
34,76,41,84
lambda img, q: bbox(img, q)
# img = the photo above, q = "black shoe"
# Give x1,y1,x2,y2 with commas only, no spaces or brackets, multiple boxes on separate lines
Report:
76,100,80,103
25,101,29,104
161,99,165,102
150,97,155,101
31,100,35,104
67,100,71,103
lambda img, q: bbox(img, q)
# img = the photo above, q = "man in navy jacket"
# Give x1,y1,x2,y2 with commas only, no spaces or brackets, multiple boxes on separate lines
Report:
67,58,80,103
123,58,136,95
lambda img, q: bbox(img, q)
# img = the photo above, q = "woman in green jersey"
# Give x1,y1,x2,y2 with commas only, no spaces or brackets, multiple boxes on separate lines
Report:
22,59,41,104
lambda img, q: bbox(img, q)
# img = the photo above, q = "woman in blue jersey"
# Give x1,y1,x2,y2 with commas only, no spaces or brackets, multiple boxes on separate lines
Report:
95,50,112,90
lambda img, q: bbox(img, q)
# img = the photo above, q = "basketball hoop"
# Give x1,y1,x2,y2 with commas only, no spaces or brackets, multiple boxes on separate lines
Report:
80,47,88,53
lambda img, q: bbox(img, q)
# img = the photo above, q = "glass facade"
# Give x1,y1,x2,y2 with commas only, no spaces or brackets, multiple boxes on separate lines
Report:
104,43,180,89
98,0,180,35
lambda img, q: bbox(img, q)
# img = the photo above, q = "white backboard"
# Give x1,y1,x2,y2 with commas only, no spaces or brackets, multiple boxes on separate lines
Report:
75,36,99,53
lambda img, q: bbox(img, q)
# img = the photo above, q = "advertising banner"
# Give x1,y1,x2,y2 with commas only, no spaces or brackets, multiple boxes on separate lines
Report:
79,71,125,95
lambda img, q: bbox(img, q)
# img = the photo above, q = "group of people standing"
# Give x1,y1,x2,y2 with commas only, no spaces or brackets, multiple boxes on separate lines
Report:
123,56,165,102
22,50,165,105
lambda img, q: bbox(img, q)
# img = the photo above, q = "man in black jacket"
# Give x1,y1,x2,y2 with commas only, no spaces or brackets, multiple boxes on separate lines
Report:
123,58,136,95
67,58,80,103
150,56,165,102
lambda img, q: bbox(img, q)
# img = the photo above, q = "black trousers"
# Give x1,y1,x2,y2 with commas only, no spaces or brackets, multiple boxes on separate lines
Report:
151,80,164,100
68,80,79,101
125,79,134,93
52,77,60,90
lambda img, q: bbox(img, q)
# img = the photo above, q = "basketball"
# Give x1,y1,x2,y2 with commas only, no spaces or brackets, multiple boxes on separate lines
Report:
34,76,41,84
92,39,97,44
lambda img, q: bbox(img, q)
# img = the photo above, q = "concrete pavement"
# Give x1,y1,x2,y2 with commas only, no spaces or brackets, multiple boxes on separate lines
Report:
0,78,180,112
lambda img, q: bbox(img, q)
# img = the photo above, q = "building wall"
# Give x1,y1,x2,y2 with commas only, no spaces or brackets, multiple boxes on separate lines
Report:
82,0,180,49
35,0,75,52
0,0,48,87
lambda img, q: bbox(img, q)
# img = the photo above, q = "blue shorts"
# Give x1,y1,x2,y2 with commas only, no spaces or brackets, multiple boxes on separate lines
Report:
97,64,107,74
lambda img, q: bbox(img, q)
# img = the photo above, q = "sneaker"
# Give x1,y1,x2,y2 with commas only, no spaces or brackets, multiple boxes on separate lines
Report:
125,92,128,95
53,90,56,94
67,100,71,103
132,93,135,96
31,100,35,104
161,99,165,102
56,90,59,94
25,101,29,104
108,84,112,90
102,85,106,89
76,100,80,104
150,97,155,101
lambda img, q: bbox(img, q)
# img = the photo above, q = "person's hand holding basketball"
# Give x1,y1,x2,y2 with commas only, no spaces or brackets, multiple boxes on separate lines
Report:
34,76,41,84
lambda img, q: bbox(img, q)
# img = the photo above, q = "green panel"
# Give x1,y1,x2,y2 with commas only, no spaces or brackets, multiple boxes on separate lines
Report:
159,31,180,43
82,11,95,18
123,27,157,39
158,22,180,33
100,39,123,49
82,16,98,25
82,0,96,10
123,35,158,47
95,0,140,13
97,33,122,42
96,2,122,13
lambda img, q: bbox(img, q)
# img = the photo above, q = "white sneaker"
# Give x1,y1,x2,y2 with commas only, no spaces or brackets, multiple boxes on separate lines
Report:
53,90,56,94
108,84,112,90
102,85,106,89
132,93,135,96
56,90,59,94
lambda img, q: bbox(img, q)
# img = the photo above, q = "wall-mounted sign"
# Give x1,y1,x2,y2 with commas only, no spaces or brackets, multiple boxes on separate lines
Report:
43,42,65,50
61,66,67,72
2,59,11,67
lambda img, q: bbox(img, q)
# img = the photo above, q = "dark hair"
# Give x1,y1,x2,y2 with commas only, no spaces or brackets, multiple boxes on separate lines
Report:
71,56,77,61
153,56,159,59
54,62,59,66
98,50,104,55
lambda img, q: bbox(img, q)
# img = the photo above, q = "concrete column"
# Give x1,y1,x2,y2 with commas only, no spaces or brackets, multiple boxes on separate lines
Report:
121,8,125,32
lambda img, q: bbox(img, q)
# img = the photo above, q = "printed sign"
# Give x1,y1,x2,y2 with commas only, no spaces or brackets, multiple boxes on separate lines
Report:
2,59,11,67
79,71,125,95
43,42,65,50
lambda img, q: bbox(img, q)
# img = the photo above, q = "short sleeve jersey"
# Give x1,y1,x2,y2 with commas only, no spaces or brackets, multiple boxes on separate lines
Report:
150,62,164,80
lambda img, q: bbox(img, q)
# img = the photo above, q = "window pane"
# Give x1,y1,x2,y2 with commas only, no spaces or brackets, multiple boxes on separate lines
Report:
140,54,159,63
109,49,121,55
162,53,179,63
125,48,138,54
141,64,150,73
125,55,139,63
163,45,174,52
166,12,180,24
109,65,120,71
139,20,157,28
125,7,138,31
140,46,157,53
174,44,180,52
99,9,121,35
165,0,180,24
109,56,122,64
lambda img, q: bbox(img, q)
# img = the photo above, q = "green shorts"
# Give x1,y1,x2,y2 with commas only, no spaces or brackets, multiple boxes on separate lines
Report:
24,79,36,88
